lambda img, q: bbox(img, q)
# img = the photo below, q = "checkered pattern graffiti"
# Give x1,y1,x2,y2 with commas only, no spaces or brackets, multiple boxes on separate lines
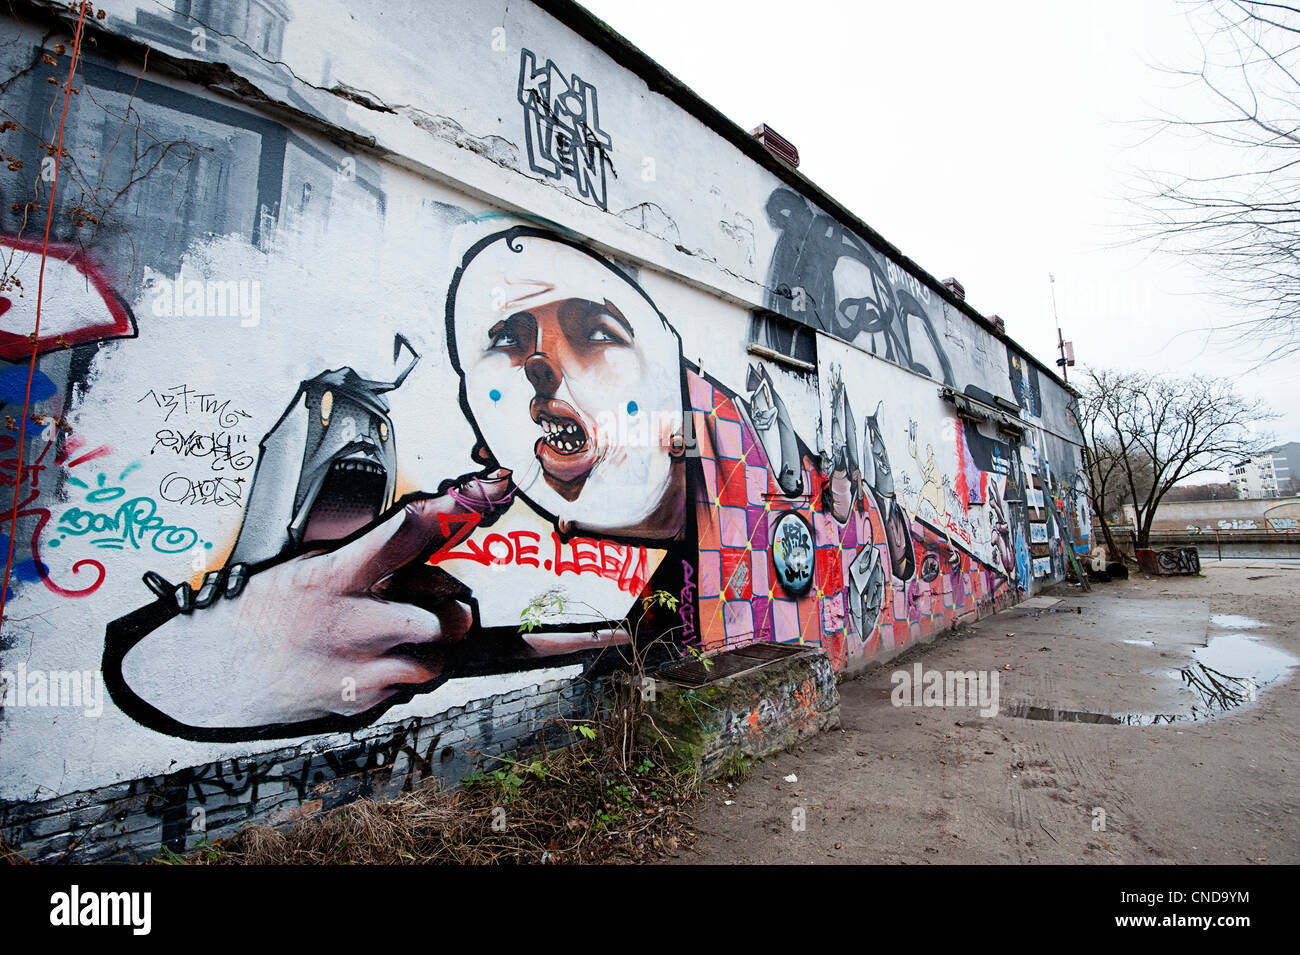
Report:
688,371,1008,672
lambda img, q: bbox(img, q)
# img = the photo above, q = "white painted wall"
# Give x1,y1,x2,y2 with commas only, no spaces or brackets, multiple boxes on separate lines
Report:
0,1,1084,809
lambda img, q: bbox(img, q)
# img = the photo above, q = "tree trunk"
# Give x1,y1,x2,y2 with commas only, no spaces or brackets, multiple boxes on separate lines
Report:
1136,507,1156,550
1096,513,1129,563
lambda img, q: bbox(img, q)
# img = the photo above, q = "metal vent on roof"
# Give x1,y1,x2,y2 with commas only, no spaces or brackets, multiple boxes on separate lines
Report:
749,124,800,167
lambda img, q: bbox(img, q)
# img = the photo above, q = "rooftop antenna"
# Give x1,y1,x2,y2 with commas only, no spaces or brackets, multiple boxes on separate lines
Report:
1049,273,1074,384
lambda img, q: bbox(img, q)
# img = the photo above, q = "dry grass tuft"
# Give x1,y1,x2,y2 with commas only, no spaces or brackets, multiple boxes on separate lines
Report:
0,840,34,865
169,740,697,865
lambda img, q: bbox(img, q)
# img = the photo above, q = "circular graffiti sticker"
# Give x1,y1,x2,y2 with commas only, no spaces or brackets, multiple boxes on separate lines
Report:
771,511,814,597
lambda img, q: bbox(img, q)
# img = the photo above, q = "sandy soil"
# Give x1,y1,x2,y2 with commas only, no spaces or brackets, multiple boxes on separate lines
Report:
673,560,1300,864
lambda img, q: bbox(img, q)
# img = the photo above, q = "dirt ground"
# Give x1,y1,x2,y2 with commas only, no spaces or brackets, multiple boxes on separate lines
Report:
674,560,1300,864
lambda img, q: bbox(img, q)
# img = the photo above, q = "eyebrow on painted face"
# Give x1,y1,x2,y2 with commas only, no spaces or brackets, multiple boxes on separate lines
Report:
554,298,635,344
486,311,537,351
487,299,636,354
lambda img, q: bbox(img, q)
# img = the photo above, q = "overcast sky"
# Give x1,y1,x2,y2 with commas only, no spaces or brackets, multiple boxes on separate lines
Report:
578,0,1299,477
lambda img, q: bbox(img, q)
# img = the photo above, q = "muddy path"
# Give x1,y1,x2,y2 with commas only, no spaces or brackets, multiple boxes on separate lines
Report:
673,561,1300,864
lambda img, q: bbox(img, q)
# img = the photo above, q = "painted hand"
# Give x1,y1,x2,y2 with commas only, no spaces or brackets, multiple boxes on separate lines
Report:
120,470,513,730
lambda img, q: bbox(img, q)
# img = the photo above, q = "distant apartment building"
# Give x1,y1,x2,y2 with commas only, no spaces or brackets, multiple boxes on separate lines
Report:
1233,441,1300,498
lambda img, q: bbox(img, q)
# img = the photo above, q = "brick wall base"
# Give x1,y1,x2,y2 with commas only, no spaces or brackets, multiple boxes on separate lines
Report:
0,676,605,863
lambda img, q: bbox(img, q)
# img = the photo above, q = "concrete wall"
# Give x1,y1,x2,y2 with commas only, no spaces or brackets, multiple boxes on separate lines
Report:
1122,498,1300,533
0,0,1086,859
1110,528,1300,560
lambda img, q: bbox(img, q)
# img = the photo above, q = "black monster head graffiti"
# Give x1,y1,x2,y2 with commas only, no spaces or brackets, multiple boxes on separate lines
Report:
229,336,419,564
821,368,862,522
861,403,916,582
863,403,895,500
759,187,888,337
827,370,859,476
746,362,804,498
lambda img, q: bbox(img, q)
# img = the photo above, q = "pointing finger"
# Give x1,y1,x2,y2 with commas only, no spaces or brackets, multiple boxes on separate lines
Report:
330,469,513,593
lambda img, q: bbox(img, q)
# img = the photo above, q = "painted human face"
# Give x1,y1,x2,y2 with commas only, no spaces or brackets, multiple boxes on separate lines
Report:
451,232,686,538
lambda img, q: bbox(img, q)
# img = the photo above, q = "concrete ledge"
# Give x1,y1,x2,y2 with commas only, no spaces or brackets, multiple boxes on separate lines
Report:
643,646,840,779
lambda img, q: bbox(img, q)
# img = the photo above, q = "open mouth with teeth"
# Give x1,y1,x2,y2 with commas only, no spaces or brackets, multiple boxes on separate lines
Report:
531,398,597,498
302,454,388,543
539,412,589,455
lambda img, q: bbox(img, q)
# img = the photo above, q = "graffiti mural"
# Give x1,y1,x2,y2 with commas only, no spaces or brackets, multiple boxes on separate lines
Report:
91,226,1033,740
1005,346,1085,576
0,234,143,602
101,229,685,740
0,1,1085,862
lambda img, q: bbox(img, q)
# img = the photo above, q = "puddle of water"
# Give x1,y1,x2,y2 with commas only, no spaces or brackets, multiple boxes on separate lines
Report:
1004,703,1180,725
1006,633,1297,726
1123,639,1154,646
1210,613,1267,630
1193,633,1298,685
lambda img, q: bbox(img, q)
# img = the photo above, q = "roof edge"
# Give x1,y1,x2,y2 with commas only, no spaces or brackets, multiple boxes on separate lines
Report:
535,0,1074,393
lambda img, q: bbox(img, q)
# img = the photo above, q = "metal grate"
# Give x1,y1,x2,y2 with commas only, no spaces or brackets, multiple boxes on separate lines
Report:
730,642,807,663
653,641,809,688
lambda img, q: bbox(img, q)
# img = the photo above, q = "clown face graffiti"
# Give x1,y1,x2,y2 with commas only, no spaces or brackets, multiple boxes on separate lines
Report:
449,229,687,540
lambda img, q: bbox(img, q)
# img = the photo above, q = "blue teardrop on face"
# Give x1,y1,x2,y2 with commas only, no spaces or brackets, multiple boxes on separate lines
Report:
626,400,638,415
489,389,502,402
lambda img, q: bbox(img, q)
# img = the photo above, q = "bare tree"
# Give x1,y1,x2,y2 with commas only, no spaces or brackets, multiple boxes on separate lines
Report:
1074,367,1274,554
1132,0,1300,359
1077,370,1146,560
